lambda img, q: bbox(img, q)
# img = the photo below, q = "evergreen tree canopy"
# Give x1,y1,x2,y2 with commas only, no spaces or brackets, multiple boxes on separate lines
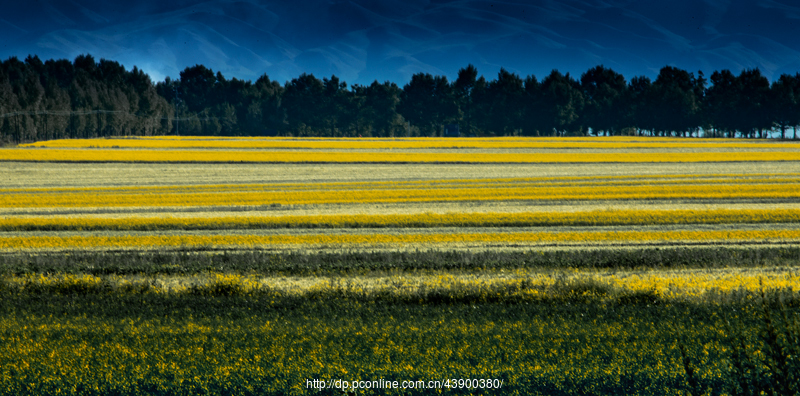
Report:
3,54,800,143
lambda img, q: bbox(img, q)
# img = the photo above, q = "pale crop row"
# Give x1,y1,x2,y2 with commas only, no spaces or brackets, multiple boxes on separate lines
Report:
3,209,800,231
3,148,800,163
5,173,797,194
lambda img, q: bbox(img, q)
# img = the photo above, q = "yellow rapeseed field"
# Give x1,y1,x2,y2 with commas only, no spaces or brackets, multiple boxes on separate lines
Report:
21,135,800,150
3,137,800,251
2,136,799,395
2,229,799,251
2,175,799,208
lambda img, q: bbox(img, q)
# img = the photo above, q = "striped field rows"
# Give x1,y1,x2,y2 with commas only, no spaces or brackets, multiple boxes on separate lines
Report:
3,137,800,252
3,209,800,231
4,148,800,163
2,174,800,208
21,136,800,150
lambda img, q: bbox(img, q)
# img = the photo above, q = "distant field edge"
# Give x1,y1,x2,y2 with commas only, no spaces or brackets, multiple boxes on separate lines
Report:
3,148,800,163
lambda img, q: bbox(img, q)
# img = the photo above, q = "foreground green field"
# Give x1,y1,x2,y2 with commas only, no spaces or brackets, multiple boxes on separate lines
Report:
1,249,799,395
1,137,799,395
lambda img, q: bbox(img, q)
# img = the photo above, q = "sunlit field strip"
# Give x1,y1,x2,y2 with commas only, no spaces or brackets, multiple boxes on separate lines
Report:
22,137,800,150
4,148,800,163
3,229,800,250
5,209,800,231
4,173,799,194
3,183,799,208
5,163,800,191
4,269,798,301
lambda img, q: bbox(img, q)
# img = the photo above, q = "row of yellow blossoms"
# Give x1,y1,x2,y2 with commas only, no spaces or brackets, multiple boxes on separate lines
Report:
3,148,800,163
21,136,799,150
3,178,800,208
4,270,799,301
4,209,800,231
2,229,799,250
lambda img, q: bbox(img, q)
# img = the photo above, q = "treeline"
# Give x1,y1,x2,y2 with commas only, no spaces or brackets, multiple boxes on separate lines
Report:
0,55,173,143
2,54,800,143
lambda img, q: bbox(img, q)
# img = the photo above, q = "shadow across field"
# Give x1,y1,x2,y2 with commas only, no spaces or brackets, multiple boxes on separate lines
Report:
2,246,799,276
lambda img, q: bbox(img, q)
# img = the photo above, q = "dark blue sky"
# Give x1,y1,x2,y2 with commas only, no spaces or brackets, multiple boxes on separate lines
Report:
2,0,799,85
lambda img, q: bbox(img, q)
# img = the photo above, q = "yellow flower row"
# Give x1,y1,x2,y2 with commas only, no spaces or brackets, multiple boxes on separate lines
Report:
603,271,800,299
4,209,800,231
3,148,800,163
3,181,798,208
4,270,797,300
2,229,798,250
21,136,797,150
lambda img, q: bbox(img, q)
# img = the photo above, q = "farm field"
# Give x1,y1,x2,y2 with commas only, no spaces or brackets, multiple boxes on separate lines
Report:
20,135,800,150
1,136,799,395
7,135,800,163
